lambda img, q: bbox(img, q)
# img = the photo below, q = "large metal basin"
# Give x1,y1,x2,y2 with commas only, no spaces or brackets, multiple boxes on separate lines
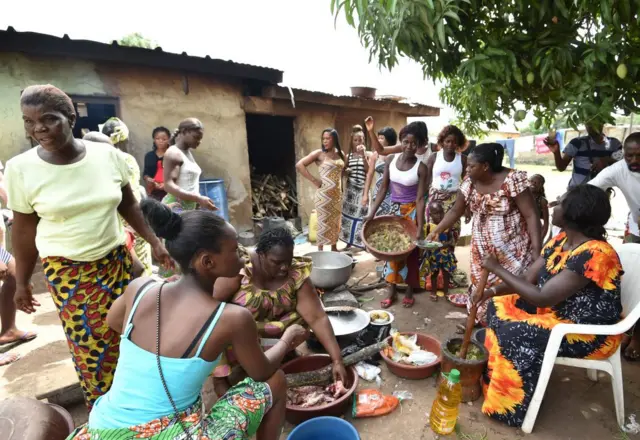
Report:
304,251,353,289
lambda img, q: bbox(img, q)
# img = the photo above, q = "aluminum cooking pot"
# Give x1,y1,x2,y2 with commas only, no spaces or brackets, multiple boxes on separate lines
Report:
304,251,353,289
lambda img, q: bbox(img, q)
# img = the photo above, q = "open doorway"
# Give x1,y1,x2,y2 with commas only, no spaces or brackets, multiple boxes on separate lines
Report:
245,114,298,220
69,96,119,139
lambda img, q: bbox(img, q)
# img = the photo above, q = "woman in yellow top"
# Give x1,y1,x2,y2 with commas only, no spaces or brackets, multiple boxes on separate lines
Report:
212,227,347,395
6,84,170,410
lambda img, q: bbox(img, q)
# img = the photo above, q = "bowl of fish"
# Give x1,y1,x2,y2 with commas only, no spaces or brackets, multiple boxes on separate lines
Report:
362,216,418,261
368,310,394,326
380,332,442,380
283,354,359,424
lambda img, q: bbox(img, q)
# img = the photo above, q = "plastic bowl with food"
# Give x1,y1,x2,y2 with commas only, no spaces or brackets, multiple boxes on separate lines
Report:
362,216,417,262
380,332,442,380
368,310,394,326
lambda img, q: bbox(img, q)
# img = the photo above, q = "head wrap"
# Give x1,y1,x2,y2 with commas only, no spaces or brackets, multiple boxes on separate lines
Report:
106,117,129,144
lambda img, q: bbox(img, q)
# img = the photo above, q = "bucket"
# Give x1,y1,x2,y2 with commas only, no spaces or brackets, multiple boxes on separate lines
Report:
199,179,229,221
288,416,359,440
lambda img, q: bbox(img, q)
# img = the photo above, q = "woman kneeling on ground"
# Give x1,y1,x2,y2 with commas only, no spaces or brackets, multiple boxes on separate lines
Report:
475,185,623,428
70,199,306,440
213,227,347,396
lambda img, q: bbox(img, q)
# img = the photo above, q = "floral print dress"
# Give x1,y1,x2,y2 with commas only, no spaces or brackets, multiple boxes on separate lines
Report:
460,170,534,324
482,232,623,427
213,257,312,377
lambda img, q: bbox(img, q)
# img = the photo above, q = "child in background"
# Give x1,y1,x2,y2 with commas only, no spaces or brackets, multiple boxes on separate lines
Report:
529,174,549,242
421,201,457,301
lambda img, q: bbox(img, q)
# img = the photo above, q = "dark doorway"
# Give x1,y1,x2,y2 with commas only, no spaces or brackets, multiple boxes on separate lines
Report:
69,96,119,139
245,114,297,219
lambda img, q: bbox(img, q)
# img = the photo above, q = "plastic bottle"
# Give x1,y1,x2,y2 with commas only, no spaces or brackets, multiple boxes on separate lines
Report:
429,369,462,435
308,210,318,243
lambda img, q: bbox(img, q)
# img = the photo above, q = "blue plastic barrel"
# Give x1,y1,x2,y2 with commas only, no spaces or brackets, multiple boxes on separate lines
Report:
288,417,359,440
199,179,229,221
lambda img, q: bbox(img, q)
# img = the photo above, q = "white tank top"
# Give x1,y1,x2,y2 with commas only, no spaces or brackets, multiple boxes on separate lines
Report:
389,154,420,186
431,150,463,192
176,148,202,194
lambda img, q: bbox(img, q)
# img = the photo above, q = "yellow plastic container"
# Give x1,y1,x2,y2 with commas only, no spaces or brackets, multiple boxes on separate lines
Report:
308,210,318,243
429,369,462,435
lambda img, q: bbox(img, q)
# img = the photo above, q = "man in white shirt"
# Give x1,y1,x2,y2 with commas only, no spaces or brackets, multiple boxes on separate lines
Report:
589,132,640,362
589,132,640,243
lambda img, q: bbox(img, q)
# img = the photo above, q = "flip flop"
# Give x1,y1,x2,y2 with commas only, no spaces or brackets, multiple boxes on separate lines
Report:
380,298,395,309
0,330,37,347
430,293,439,302
0,352,20,367
402,297,415,308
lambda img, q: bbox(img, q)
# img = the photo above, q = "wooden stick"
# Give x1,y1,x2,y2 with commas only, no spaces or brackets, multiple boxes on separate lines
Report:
285,340,389,388
459,269,489,360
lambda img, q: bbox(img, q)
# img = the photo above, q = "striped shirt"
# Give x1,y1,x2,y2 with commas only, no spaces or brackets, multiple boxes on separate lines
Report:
347,153,367,187
564,136,622,189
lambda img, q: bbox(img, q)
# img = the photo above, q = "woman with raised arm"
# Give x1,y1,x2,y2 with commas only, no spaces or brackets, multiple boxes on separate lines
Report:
361,126,397,216
296,128,346,251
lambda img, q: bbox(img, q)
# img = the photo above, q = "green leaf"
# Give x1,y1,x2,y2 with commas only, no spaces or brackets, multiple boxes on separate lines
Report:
601,0,611,23
514,68,524,86
425,0,435,11
436,20,446,48
556,0,569,18
444,11,461,22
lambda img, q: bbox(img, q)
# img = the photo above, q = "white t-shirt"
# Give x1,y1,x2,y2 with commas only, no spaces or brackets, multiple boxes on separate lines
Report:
589,159,640,236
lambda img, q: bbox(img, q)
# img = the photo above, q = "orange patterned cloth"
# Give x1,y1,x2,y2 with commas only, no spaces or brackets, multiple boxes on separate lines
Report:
315,159,344,246
482,232,623,427
460,170,534,324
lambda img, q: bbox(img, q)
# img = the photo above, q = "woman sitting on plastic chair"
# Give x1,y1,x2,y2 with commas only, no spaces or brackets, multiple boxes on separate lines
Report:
473,185,623,428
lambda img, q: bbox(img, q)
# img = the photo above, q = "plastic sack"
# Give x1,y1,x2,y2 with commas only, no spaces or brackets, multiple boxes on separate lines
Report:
352,389,400,418
355,362,382,386
405,350,438,366
392,390,413,401
391,332,421,356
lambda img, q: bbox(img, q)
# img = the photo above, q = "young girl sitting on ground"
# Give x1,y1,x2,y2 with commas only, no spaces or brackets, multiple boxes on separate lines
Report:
422,201,457,301
529,174,549,242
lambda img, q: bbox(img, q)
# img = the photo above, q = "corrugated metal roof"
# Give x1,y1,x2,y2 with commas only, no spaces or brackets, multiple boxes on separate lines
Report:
0,26,283,84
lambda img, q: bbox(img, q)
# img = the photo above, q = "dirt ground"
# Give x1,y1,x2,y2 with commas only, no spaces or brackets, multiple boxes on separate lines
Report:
1,164,638,439
2,243,639,440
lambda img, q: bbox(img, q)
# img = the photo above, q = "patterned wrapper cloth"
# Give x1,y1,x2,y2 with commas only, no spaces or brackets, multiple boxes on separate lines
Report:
68,378,272,439
482,233,623,427
373,159,393,216
43,246,132,410
382,202,420,288
315,159,344,246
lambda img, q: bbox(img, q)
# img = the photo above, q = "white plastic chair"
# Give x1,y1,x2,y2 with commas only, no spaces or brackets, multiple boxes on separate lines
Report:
522,243,640,434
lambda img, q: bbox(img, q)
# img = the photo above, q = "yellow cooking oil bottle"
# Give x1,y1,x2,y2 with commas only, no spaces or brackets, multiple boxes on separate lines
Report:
430,369,462,435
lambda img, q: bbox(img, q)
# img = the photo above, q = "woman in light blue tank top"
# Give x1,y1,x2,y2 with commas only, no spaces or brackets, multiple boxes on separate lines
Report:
68,199,308,440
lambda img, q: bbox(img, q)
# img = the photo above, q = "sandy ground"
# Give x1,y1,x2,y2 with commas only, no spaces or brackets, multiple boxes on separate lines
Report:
1,163,638,439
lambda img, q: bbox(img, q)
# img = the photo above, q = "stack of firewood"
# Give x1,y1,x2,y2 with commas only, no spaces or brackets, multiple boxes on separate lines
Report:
251,173,298,219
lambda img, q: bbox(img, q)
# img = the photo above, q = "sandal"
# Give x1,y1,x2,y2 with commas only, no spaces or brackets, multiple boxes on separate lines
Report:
0,330,37,347
380,298,395,309
430,292,438,302
402,297,415,308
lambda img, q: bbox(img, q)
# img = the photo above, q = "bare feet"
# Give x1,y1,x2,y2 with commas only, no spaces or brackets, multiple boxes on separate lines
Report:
0,352,20,366
623,333,640,362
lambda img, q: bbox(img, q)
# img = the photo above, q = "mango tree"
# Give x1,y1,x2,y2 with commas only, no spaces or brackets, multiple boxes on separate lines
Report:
332,0,640,135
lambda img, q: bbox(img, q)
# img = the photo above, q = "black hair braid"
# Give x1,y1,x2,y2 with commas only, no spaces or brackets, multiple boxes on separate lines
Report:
141,198,229,271
169,128,180,146
141,199,182,241
256,227,294,254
